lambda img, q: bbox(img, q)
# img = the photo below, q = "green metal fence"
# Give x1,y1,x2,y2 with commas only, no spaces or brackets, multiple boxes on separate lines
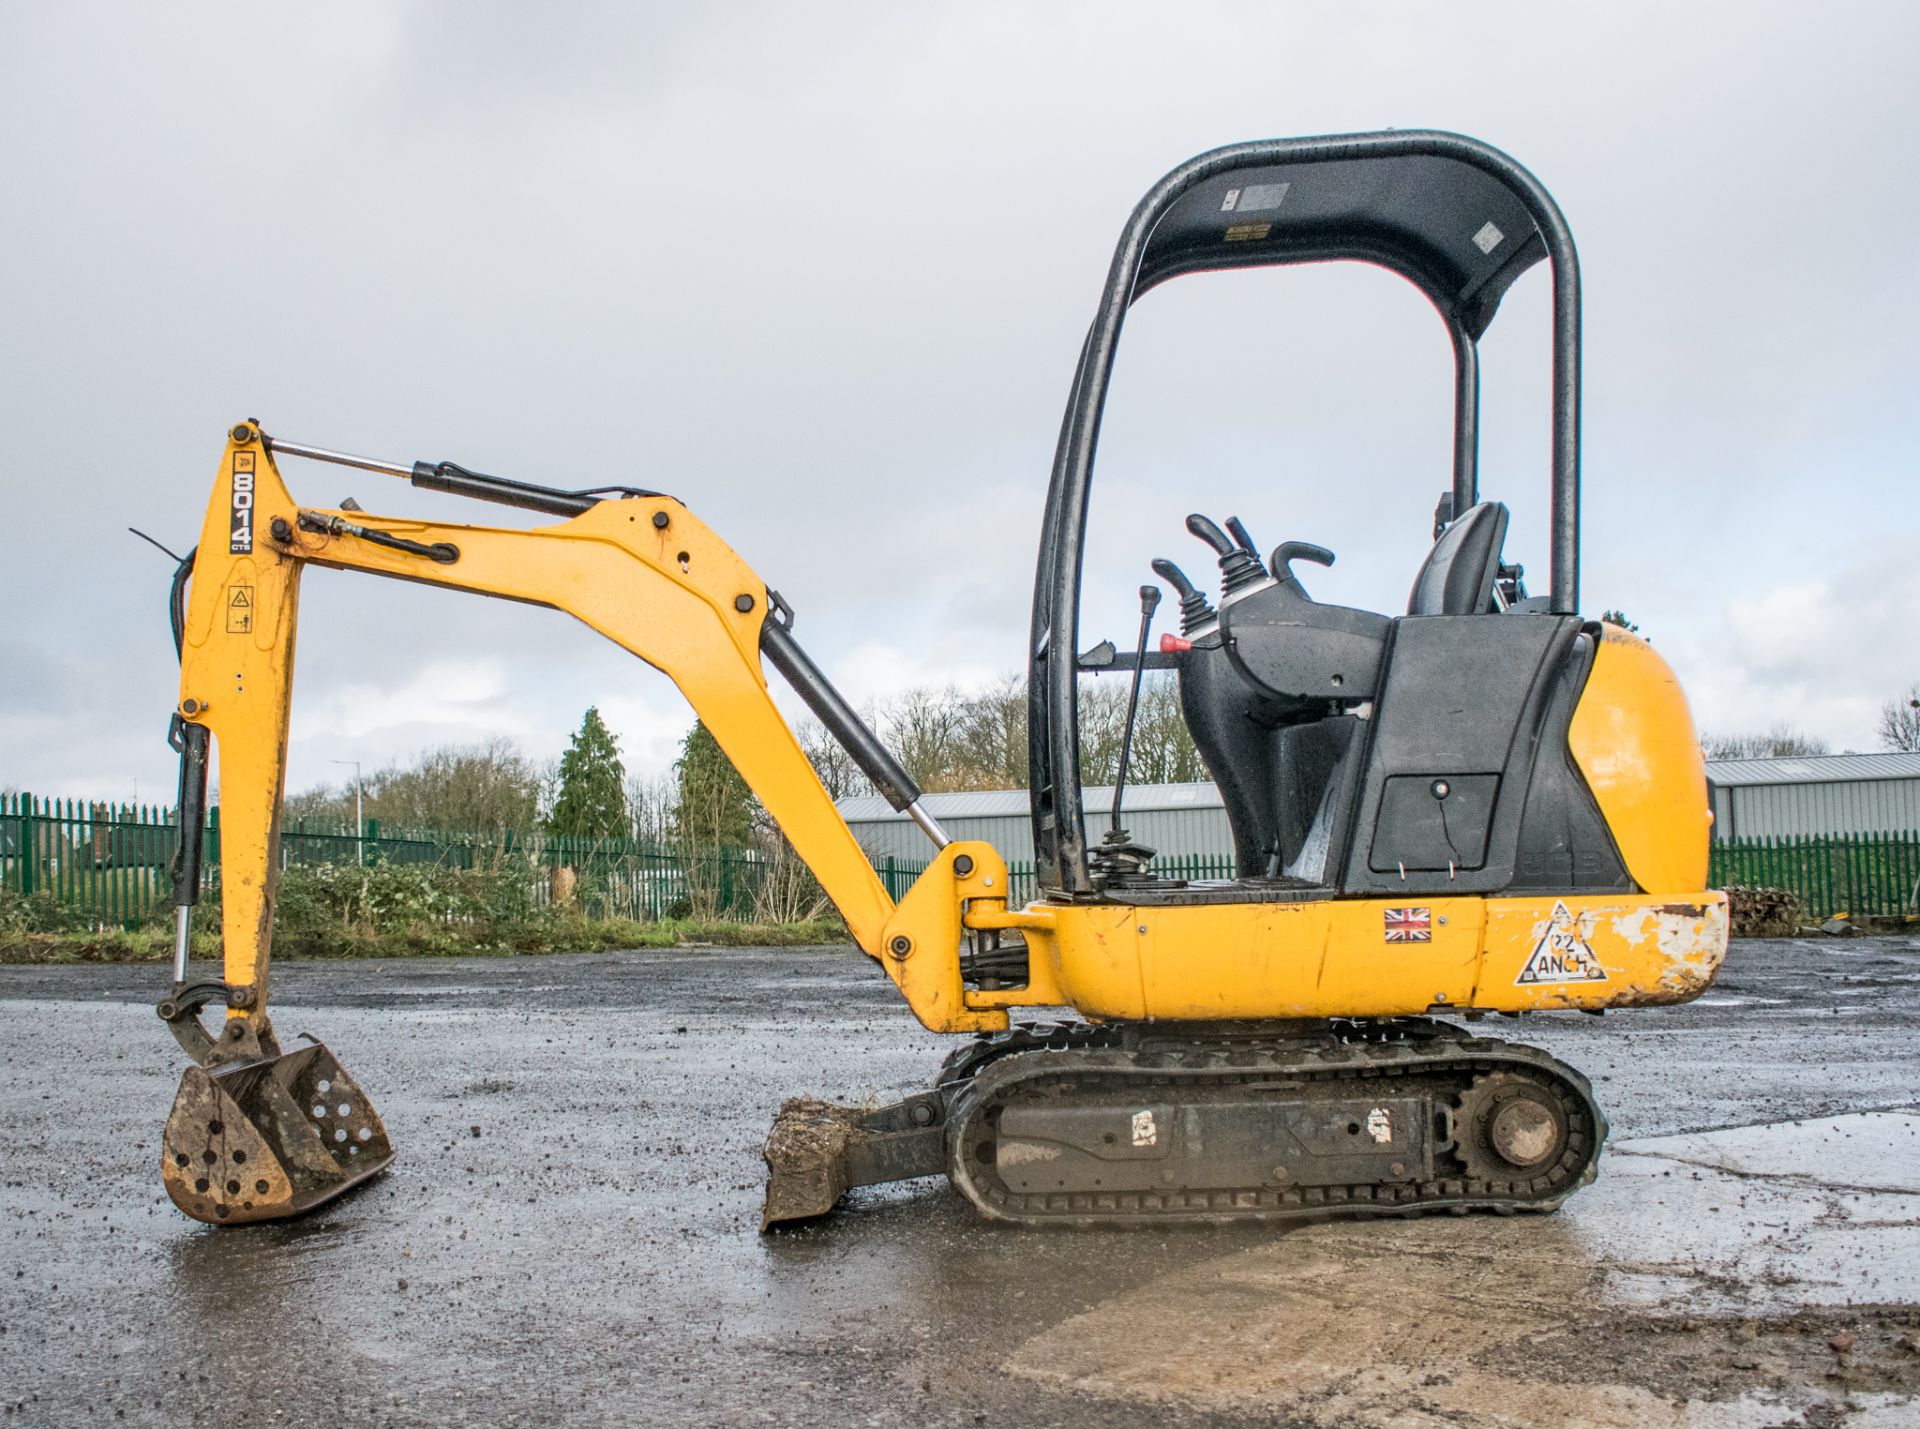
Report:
9,788,1913,930
1,792,928,931
1008,840,1919,923
1,794,176,928
1709,833,1920,922
1006,852,1238,908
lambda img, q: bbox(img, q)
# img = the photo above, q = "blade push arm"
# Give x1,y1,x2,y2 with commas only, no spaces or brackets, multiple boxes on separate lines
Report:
174,424,1014,1055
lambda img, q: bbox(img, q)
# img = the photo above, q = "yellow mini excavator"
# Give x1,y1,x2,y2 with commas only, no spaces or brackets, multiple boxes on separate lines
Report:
155,130,1725,1230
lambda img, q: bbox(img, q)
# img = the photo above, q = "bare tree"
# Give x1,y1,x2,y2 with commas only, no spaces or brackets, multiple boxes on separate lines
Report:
881,685,975,792
280,784,345,822
955,676,1028,790
836,671,1204,794
1075,678,1132,786
1879,685,1920,753
1072,673,1206,787
750,820,831,924
796,716,871,800
624,771,679,844
282,737,542,835
1129,676,1209,784
1700,725,1831,760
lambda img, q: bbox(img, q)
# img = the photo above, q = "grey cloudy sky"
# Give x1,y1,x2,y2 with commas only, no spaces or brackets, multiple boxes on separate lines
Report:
4,2,1916,804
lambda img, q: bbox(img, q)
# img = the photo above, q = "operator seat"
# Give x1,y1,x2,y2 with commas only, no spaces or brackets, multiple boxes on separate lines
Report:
1407,501,1509,615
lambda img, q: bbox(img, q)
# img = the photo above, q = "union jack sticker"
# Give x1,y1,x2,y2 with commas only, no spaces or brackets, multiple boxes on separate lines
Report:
1384,906,1432,942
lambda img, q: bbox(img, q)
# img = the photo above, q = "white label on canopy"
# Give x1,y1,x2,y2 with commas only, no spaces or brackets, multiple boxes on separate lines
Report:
1237,182,1291,212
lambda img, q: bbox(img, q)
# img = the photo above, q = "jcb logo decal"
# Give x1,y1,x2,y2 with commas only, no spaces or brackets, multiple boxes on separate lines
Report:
230,451,255,554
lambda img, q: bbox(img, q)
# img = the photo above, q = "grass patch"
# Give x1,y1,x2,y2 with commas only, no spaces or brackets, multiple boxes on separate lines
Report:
0,915,849,965
0,864,850,964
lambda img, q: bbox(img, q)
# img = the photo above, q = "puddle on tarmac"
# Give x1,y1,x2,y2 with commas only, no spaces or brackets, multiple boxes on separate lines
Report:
1004,1112,1920,1427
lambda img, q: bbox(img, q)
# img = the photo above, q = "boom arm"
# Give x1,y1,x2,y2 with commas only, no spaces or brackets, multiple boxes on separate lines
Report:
173,424,1029,1055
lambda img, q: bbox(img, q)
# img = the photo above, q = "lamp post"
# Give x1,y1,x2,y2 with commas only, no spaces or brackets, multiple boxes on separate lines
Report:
331,759,364,865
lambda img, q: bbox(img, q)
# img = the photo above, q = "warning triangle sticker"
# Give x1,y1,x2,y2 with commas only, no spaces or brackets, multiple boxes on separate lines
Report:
1515,900,1609,985
228,587,252,607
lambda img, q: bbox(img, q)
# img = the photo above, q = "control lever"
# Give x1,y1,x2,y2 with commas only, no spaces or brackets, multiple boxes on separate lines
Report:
1270,541,1335,598
1110,584,1162,839
1151,558,1214,635
1184,513,1235,555
1186,514,1265,597
1089,585,1163,886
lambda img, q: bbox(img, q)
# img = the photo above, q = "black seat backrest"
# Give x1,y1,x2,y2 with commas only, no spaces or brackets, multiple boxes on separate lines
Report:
1407,501,1509,616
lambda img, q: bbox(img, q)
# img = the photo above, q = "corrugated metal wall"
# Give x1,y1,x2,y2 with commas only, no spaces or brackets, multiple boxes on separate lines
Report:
846,804,1238,865
1711,778,1920,840
853,776,1920,858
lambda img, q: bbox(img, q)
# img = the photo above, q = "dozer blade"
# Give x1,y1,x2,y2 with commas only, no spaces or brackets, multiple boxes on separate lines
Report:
161,1039,393,1226
761,1098,859,1229
761,1093,947,1231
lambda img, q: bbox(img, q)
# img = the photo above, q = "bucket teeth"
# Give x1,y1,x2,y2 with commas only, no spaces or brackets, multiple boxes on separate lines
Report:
162,1040,393,1226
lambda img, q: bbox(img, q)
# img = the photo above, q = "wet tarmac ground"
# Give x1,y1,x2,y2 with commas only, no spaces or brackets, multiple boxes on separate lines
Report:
3,934,1918,1427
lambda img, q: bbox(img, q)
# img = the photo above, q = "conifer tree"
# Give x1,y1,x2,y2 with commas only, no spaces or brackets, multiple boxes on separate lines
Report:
674,721,756,850
546,707,628,838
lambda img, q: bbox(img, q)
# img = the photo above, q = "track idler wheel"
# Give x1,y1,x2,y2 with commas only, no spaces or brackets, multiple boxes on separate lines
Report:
161,1037,393,1226
1454,1071,1569,1186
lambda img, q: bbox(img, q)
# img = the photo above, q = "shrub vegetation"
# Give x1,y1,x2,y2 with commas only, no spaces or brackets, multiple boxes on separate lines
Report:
0,862,843,964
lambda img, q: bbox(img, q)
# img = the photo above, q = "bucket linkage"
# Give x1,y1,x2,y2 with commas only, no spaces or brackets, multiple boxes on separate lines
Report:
156,714,393,1227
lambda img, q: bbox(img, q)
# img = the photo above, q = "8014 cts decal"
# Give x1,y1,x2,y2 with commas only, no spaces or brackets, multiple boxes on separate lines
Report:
229,451,255,554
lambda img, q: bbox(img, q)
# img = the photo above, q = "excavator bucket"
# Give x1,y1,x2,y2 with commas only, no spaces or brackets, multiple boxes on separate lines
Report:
161,1039,393,1226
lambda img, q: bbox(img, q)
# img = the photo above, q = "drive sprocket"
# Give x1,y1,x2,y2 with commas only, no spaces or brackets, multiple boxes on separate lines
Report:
1452,1069,1579,1192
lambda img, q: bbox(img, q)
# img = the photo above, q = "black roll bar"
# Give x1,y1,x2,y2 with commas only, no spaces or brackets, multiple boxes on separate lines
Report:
1449,316,1481,517
1027,129,1583,895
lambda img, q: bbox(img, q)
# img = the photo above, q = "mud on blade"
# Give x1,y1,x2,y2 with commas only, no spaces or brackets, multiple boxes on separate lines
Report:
761,1093,947,1231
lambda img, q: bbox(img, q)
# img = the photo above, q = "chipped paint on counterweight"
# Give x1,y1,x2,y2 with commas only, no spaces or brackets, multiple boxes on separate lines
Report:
1491,894,1728,1011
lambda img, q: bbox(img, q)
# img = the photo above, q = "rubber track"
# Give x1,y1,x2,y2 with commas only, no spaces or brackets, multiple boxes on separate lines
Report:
940,1022,1605,1228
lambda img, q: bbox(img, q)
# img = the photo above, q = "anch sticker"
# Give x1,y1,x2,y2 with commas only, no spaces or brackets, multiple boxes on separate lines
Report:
1515,900,1609,985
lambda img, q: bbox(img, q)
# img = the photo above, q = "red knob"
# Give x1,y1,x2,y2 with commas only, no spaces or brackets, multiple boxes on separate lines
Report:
1159,634,1192,654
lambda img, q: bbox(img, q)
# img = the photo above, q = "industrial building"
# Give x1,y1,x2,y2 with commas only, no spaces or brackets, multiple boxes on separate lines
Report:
1704,752,1920,840
839,782,1233,867
839,752,1920,866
